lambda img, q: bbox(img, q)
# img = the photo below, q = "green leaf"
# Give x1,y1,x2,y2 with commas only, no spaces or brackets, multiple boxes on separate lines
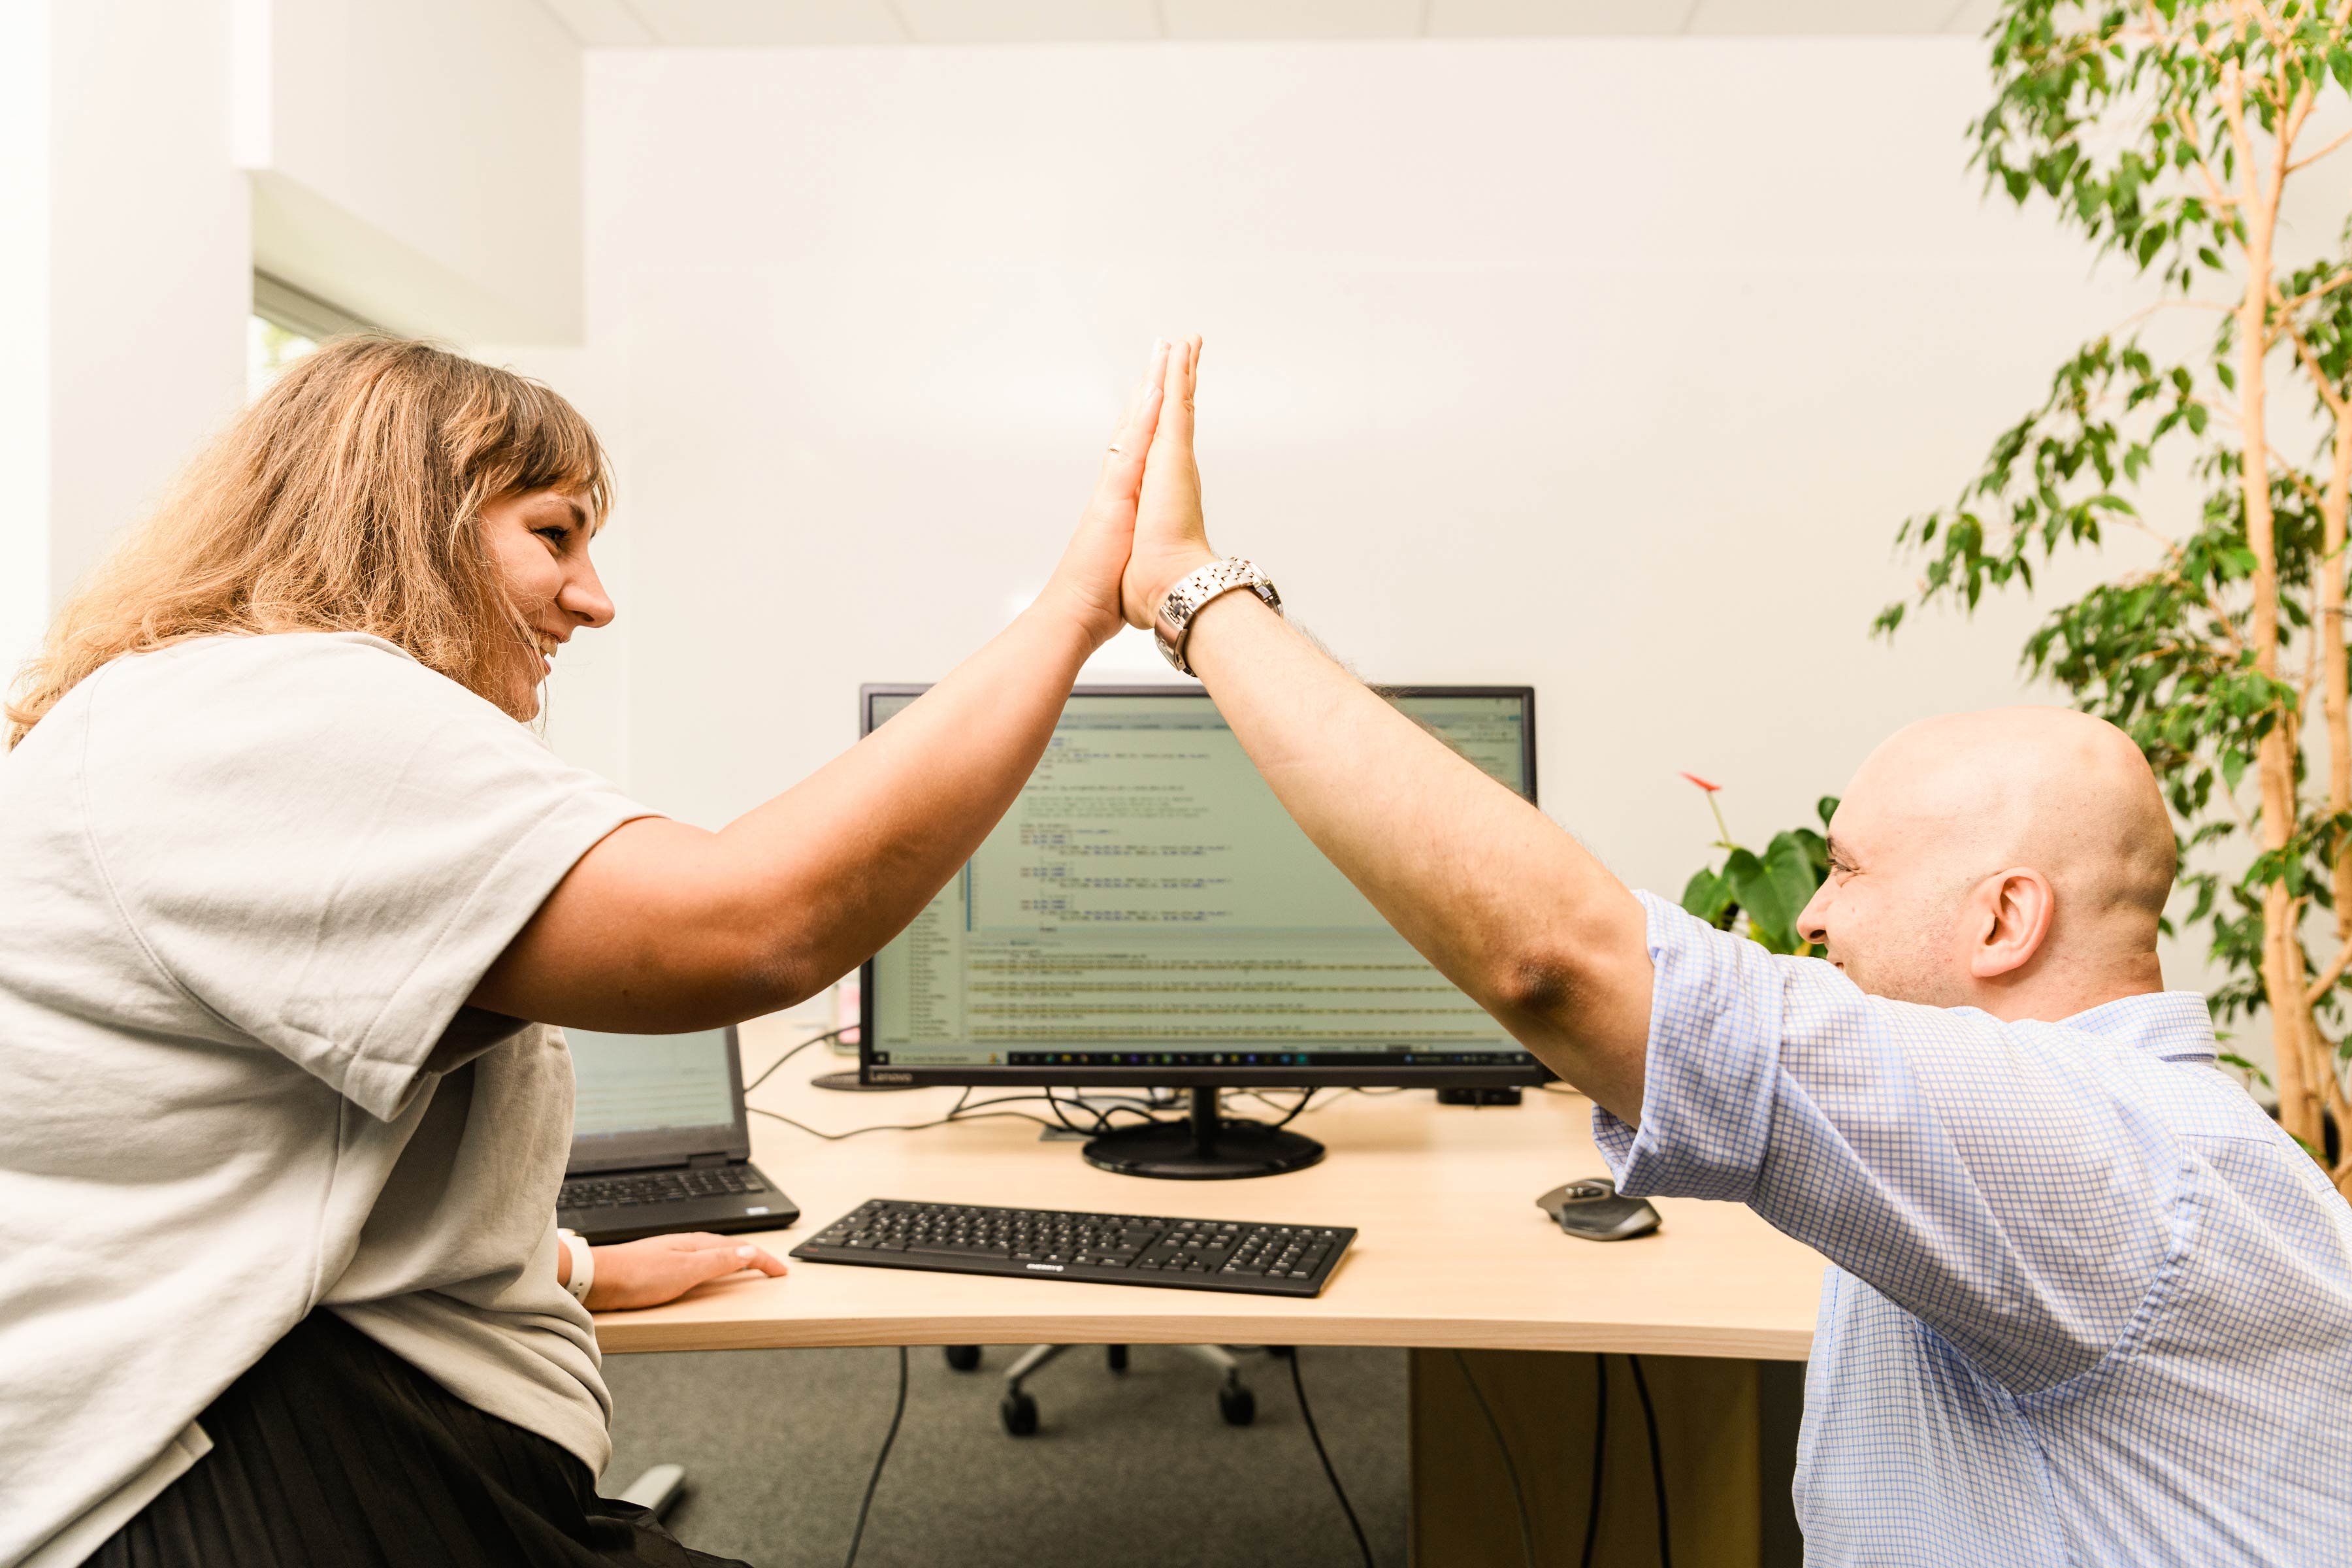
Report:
1720,847,1783,943
1680,868,1735,929
1762,831,1826,932
1725,838,1826,954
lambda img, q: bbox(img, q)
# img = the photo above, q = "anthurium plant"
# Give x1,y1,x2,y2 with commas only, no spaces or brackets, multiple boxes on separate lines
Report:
1676,774,1840,956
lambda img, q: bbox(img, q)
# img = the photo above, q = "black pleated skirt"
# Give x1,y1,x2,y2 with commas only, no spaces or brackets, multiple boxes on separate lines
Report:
86,1310,753,1568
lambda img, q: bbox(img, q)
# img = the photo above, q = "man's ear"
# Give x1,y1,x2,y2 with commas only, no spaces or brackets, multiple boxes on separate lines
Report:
1970,868,2055,980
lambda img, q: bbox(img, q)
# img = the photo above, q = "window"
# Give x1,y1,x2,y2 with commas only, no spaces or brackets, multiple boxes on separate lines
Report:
247,274,375,399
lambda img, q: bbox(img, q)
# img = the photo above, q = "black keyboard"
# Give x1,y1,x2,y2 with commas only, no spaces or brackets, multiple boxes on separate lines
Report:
790,1199,1356,1298
560,1166,770,1210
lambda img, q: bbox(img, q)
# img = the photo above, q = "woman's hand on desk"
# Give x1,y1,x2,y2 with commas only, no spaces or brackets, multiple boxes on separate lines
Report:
1036,338,1171,648
583,1233,789,1312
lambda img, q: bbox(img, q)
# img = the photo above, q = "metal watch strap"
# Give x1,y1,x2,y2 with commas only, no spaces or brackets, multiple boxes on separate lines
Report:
1153,557,1282,676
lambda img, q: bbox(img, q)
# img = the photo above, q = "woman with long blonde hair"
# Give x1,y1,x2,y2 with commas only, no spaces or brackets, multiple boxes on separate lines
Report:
0,335,1173,1567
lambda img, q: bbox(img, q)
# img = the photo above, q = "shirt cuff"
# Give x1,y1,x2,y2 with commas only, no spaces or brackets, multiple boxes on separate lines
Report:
1590,890,1784,1205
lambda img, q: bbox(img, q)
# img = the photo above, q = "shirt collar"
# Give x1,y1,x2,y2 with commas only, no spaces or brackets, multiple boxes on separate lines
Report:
2058,990,2219,1063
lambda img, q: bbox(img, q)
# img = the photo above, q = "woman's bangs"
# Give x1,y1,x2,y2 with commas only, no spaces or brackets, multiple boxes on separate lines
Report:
498,380,613,526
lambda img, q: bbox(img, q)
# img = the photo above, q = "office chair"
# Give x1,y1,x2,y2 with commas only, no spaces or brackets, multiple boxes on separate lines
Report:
616,1462,687,1516
943,1343,1259,1435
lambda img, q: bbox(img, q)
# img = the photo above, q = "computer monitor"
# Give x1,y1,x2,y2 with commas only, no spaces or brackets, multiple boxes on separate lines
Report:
857,684,1546,1179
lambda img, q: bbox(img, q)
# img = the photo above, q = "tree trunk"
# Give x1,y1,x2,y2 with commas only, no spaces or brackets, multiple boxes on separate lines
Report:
2321,401,2352,1196
2233,68,2325,1151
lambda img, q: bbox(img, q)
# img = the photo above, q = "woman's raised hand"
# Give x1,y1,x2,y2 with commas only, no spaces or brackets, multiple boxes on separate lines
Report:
1037,341,1171,648
1122,335,1218,630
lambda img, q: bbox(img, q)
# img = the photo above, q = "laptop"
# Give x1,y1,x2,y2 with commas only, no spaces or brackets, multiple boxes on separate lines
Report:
557,1024,800,1245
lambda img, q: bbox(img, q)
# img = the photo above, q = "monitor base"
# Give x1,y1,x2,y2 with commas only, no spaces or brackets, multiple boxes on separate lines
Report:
1080,1086,1326,1179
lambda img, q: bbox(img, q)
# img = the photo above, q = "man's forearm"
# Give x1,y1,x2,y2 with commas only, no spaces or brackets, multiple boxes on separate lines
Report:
1179,590,1653,1120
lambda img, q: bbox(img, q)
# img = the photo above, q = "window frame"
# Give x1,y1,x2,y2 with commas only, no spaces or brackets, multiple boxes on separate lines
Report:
252,272,376,340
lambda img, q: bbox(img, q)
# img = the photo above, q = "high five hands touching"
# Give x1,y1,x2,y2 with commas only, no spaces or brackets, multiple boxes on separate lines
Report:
1039,335,1216,649
1122,335,1219,630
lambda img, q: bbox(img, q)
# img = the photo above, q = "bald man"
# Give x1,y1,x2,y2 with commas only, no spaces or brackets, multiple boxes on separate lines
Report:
1115,340,2352,1566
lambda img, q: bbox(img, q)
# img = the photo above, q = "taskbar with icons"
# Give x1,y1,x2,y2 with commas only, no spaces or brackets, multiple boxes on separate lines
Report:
869,1048,1533,1069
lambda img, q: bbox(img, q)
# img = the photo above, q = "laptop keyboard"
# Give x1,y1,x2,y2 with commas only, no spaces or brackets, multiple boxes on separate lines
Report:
560,1166,769,1210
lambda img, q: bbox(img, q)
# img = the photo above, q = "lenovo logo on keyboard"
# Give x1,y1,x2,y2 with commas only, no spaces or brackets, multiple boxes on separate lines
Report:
1025,1262,1064,1272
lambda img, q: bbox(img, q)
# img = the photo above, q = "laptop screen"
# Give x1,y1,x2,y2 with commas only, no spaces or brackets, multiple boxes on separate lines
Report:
565,1025,747,1174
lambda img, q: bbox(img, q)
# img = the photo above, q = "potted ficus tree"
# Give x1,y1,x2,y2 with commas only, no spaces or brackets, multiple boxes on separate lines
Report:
1878,0,2352,1192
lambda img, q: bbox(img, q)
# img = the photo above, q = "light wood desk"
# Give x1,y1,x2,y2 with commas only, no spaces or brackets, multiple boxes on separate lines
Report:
598,1019,1828,1565
597,1021,1823,1358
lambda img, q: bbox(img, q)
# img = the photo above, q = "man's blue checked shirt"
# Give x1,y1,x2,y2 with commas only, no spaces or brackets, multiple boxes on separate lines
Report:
1596,893,2352,1567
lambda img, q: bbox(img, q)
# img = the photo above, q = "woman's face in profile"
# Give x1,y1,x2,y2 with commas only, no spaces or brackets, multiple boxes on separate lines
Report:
478,487,614,719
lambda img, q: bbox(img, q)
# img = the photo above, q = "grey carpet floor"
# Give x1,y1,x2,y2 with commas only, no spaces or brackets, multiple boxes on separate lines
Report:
603,1343,1407,1568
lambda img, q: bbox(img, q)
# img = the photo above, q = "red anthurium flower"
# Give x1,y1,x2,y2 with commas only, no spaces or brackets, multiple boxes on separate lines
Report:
1680,772,1723,793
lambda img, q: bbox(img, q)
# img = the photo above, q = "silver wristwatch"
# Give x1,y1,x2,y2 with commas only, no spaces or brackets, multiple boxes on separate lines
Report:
1154,557,1282,676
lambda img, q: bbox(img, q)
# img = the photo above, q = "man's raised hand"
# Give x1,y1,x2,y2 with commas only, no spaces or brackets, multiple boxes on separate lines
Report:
1123,335,1219,630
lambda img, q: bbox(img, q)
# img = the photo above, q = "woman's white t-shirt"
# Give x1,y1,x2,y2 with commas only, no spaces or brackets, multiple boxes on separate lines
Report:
0,632,655,1567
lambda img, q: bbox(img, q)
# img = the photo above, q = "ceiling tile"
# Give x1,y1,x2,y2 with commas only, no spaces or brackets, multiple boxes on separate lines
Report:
1428,0,1701,35
896,0,1158,42
1686,0,1955,32
1160,0,1426,40
536,0,658,43
627,0,906,45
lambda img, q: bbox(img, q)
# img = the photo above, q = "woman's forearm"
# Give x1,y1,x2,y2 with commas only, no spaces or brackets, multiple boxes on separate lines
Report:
709,599,1102,1000
472,345,1173,1032
472,600,1100,1030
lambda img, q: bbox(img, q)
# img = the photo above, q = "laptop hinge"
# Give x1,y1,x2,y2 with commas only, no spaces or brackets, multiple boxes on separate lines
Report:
687,1152,733,1169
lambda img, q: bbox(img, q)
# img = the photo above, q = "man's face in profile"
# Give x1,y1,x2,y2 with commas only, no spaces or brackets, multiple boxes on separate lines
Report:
1798,779,1978,1010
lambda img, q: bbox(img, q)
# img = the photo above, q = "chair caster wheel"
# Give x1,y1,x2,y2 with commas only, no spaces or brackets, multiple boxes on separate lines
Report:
1001,1390,1039,1436
1106,1345,1129,1373
943,1345,982,1372
1218,1384,1256,1426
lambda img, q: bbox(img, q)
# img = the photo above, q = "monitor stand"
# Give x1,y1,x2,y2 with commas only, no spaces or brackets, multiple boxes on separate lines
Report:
1081,1086,1325,1180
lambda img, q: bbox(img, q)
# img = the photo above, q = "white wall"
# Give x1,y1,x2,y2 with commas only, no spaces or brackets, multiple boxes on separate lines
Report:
3,0,587,692
238,0,585,342
574,33,2268,1056
39,0,252,613
0,0,54,675
576,39,2162,850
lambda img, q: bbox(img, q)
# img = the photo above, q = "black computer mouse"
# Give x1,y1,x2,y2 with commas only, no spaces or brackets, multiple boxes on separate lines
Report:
1535,1177,1661,1241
